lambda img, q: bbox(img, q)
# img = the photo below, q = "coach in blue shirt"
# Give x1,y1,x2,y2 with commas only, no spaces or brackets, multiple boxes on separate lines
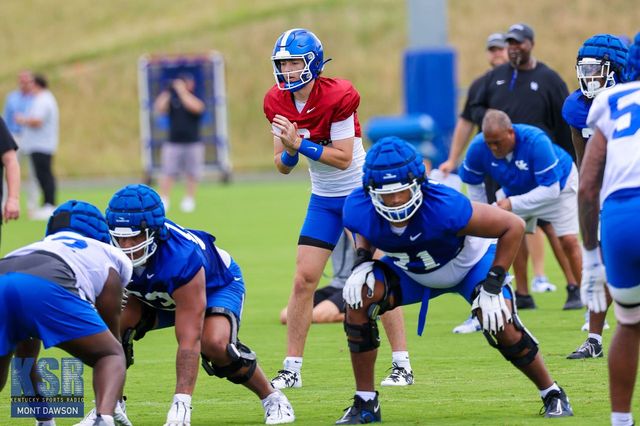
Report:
459,109,582,309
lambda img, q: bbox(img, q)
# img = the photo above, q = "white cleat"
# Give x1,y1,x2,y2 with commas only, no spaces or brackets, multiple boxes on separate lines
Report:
73,399,131,426
263,390,295,424
381,362,414,386
452,316,481,334
531,276,557,293
270,369,302,389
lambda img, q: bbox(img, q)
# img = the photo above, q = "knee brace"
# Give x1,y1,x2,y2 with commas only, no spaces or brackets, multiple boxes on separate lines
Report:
200,307,258,384
482,312,539,368
201,341,257,384
121,302,157,368
344,319,381,353
366,260,402,319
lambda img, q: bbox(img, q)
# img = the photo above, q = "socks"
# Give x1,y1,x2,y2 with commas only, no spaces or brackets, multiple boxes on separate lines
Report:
611,412,634,426
588,333,603,344
539,382,560,399
284,357,303,373
355,391,377,401
392,351,412,372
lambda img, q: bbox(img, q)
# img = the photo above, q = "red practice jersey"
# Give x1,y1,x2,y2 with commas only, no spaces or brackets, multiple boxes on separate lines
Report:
263,77,361,144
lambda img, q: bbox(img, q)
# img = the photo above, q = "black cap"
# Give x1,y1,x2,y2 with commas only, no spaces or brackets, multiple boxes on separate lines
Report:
505,23,535,43
486,33,506,49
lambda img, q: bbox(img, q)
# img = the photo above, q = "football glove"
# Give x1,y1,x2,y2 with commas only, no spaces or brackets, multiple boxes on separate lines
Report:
343,259,375,310
472,266,512,334
164,399,191,426
581,261,607,313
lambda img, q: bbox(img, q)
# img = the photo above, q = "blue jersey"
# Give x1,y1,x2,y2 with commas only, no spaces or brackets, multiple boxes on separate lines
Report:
344,182,472,274
562,89,592,139
460,123,573,196
126,219,235,311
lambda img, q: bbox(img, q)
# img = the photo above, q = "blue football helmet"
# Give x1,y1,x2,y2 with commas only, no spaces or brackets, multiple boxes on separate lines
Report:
627,32,640,82
45,200,111,244
105,184,168,267
271,28,324,92
576,34,629,98
363,137,426,223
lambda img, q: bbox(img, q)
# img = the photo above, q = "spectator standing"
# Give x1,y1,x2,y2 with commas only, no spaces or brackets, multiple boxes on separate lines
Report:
16,73,58,220
154,73,205,213
3,71,37,211
0,116,20,246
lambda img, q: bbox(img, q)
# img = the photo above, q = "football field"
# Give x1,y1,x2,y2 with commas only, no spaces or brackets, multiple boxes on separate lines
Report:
0,179,621,425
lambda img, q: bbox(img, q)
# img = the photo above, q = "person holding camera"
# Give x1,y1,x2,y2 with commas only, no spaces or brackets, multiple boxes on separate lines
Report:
154,73,205,213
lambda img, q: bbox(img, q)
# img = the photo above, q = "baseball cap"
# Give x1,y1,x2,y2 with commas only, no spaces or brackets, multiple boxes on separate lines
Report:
486,33,506,49
505,23,535,43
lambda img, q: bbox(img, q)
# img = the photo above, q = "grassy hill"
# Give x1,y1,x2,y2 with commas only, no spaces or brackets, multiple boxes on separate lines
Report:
0,0,637,177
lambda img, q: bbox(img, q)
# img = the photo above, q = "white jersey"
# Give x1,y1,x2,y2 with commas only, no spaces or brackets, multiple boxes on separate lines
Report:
5,231,133,303
587,81,640,206
309,136,365,197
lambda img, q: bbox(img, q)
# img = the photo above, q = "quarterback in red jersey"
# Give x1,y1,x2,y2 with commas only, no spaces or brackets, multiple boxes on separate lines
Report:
265,28,415,392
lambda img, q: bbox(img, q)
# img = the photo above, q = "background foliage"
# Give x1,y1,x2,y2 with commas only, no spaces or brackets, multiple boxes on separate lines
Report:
0,0,637,177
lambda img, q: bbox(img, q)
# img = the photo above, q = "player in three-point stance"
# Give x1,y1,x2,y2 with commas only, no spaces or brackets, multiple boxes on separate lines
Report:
335,137,573,424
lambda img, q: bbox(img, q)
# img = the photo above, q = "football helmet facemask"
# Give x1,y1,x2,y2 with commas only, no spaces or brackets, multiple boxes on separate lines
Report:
105,184,168,267
271,28,325,92
576,34,629,98
363,136,426,223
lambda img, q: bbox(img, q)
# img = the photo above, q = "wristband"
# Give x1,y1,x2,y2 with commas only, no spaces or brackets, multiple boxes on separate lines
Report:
582,246,601,265
298,138,323,161
482,265,506,294
353,247,373,269
280,150,299,167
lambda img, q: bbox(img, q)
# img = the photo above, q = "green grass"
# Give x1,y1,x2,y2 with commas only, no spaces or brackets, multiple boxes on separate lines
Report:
0,180,625,424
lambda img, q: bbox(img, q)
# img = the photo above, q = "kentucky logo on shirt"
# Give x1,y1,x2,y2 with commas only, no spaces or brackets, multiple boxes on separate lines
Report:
530,81,539,91
515,160,529,171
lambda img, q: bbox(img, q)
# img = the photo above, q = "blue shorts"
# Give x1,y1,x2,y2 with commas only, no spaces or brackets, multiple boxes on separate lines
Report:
299,194,347,250
155,259,246,329
376,244,511,335
601,188,640,290
0,273,107,355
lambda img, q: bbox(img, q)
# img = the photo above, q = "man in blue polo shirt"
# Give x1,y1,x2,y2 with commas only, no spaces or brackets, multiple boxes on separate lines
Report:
459,109,582,311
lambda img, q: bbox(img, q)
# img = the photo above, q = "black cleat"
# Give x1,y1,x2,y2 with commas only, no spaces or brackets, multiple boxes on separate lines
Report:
567,337,603,359
336,393,381,424
540,387,574,418
515,293,537,310
562,284,583,310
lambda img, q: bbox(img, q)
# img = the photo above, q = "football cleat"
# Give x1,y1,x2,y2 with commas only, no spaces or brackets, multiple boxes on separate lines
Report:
91,415,115,426
566,337,604,359
336,393,381,424
452,316,481,334
563,284,583,310
531,276,557,293
73,399,131,426
263,390,295,424
380,363,414,386
540,387,574,417
271,369,302,389
515,293,537,310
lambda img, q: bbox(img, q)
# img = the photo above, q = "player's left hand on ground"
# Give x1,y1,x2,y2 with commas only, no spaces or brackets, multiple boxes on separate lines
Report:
343,261,375,309
581,262,607,313
164,400,191,426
